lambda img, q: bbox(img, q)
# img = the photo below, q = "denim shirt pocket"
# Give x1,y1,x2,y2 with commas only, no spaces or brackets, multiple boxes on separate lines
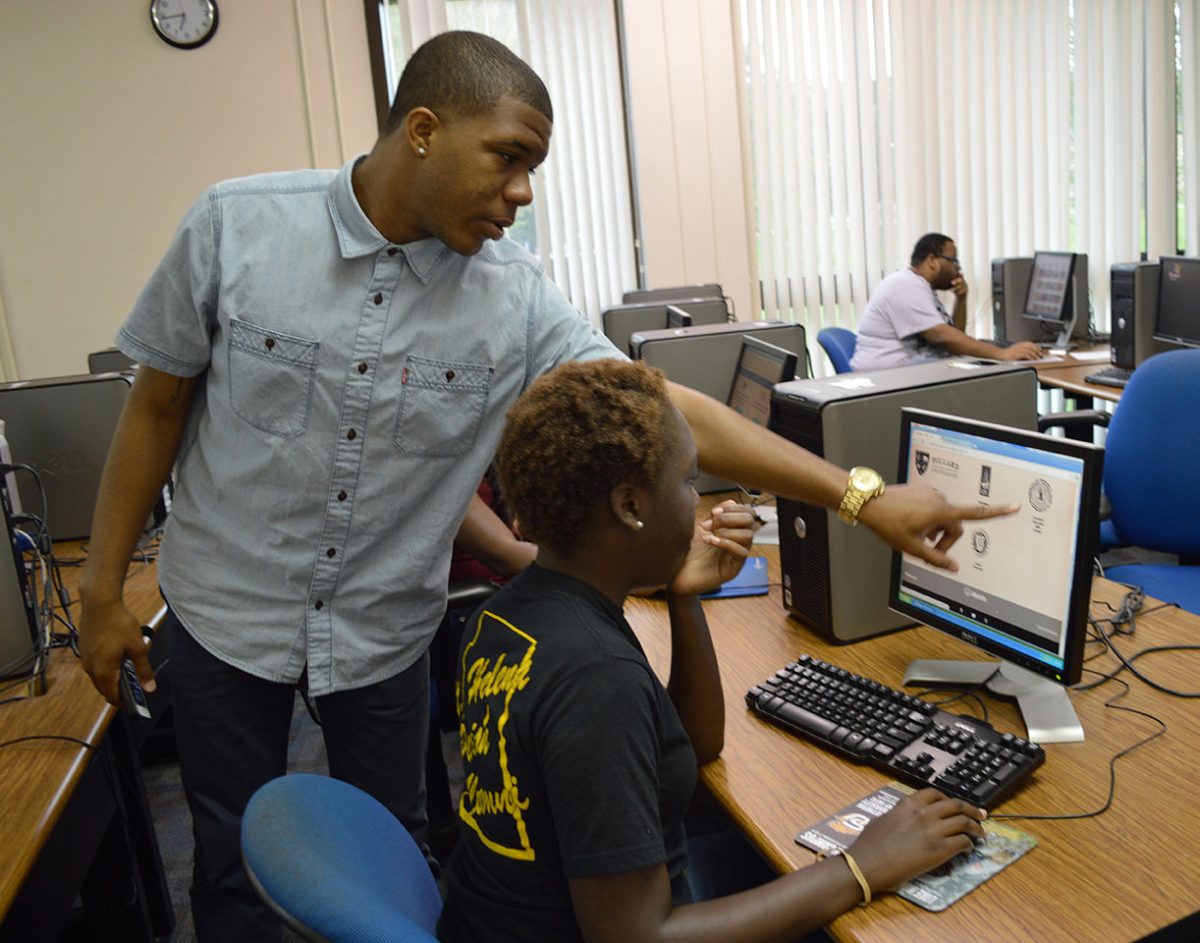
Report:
228,318,319,438
394,356,493,458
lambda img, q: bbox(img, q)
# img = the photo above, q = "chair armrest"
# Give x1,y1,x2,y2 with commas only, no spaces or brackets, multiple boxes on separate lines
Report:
1037,410,1110,434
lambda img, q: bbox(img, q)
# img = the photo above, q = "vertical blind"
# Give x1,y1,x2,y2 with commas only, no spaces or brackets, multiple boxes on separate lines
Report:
386,0,636,325
739,0,1189,375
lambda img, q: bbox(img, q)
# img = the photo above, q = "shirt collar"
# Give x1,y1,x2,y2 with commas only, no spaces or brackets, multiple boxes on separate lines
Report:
326,156,448,283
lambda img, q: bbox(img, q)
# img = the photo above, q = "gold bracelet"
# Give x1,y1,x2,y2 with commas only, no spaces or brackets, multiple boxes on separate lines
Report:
840,851,872,907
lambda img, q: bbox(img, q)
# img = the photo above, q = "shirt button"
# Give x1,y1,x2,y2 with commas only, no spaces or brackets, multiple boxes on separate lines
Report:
387,248,398,256
445,369,456,381
326,547,336,558
358,362,368,374
374,292,383,305
314,600,324,610
347,429,357,440
337,490,347,501
265,338,275,350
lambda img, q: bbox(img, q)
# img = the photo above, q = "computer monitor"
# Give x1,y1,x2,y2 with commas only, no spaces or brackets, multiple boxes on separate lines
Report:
666,305,693,329
889,408,1103,743
1021,251,1083,351
1153,256,1200,349
727,335,797,427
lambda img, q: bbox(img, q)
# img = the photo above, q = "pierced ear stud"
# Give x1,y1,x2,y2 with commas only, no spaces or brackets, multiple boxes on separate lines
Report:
417,146,427,157
635,521,645,530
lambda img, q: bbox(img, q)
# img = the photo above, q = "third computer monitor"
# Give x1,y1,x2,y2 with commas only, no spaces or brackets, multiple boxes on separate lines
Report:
1154,256,1200,349
889,407,1103,743
1021,251,1078,350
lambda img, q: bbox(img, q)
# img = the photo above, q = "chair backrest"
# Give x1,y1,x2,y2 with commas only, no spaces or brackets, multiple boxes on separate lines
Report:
242,773,442,942
817,327,857,374
1104,348,1200,555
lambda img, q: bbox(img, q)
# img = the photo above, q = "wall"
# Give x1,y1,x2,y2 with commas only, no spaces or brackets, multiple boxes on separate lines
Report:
0,1,751,380
621,0,756,320
0,0,378,380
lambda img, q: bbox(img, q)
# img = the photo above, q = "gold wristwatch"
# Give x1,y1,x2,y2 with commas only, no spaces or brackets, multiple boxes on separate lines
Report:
837,466,885,525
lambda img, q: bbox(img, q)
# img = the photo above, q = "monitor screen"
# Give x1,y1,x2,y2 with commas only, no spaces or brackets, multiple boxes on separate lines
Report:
1022,251,1076,323
1154,256,1200,348
890,409,1101,701
727,335,798,427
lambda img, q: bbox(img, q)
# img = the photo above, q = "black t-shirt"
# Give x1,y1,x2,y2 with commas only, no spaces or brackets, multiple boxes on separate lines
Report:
439,564,698,943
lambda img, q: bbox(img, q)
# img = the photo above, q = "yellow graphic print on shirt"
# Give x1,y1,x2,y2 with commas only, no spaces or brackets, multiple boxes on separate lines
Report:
456,609,537,861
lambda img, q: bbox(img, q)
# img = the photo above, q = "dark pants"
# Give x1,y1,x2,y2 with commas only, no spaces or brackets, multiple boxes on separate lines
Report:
166,610,431,942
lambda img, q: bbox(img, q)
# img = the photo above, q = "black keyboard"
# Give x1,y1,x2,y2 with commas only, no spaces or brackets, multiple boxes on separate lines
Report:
745,655,1044,807
1084,365,1133,388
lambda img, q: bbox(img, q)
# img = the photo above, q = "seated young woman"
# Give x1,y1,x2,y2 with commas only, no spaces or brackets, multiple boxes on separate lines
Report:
438,359,985,943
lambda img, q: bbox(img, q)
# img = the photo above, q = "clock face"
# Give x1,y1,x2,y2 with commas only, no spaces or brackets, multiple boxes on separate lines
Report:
150,0,219,50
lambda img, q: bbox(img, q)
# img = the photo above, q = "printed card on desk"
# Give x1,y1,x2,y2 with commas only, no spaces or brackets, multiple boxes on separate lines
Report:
795,782,1037,912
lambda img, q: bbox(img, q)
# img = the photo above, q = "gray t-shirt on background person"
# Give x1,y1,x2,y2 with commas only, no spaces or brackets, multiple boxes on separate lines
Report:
851,269,953,371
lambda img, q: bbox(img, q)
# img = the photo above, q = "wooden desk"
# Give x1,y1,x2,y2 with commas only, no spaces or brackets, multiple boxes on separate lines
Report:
0,545,172,940
626,546,1199,942
1035,360,1123,405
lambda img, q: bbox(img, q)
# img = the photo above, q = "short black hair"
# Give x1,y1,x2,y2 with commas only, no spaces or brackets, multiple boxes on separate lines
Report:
911,233,953,267
384,30,552,134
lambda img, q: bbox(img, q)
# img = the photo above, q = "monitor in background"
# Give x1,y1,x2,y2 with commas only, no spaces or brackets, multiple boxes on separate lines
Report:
665,305,693,329
1154,256,1200,349
890,408,1103,743
1021,251,1088,351
727,335,798,427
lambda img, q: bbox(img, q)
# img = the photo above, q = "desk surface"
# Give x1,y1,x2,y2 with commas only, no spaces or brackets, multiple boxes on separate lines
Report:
625,544,1198,942
0,546,163,921
1034,353,1122,403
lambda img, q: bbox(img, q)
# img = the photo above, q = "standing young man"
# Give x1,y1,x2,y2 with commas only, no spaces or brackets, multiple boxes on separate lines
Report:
80,34,1015,939
851,233,1044,370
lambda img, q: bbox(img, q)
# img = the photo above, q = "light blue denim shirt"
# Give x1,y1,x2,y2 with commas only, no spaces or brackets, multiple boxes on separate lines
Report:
117,158,621,694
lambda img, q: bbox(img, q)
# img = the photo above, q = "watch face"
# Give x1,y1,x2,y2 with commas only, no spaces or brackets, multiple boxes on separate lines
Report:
150,0,218,49
850,467,883,492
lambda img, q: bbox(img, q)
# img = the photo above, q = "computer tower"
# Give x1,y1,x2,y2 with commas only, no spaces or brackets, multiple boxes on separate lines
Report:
1110,262,1160,370
770,360,1038,642
0,480,39,680
631,320,807,493
990,257,1037,343
601,297,730,357
0,372,136,540
622,283,723,305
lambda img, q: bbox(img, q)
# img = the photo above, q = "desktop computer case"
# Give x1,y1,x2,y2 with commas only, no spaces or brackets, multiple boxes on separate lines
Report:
990,257,1039,343
0,481,39,679
1110,261,1166,369
631,320,807,494
0,372,135,541
770,360,1038,643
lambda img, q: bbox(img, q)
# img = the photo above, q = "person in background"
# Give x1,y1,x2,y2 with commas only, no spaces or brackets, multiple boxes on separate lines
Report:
851,233,1044,370
440,359,987,943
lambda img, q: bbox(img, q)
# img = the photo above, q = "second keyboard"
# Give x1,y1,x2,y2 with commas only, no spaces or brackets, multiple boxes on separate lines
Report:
746,654,1045,808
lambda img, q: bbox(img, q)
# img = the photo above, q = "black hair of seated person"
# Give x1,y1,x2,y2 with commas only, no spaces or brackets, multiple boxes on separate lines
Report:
383,30,553,134
495,360,673,559
910,232,953,267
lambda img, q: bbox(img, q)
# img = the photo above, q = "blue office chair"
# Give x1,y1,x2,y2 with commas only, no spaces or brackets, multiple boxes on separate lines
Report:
1096,350,1200,613
241,773,442,942
817,327,857,374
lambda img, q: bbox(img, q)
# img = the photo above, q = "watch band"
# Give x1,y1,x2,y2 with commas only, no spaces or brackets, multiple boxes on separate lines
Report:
837,468,885,525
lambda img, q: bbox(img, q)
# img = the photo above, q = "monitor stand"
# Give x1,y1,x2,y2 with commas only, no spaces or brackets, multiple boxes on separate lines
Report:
903,659,1085,744
1046,314,1078,355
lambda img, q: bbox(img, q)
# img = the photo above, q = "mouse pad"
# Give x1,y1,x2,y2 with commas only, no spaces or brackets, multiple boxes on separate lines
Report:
795,781,1037,911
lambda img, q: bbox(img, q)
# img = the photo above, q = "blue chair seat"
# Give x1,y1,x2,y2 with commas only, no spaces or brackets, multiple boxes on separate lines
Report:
817,327,857,374
1104,563,1200,617
242,772,442,942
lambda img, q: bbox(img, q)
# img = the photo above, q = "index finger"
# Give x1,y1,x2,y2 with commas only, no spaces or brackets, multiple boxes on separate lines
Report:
949,502,1020,522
